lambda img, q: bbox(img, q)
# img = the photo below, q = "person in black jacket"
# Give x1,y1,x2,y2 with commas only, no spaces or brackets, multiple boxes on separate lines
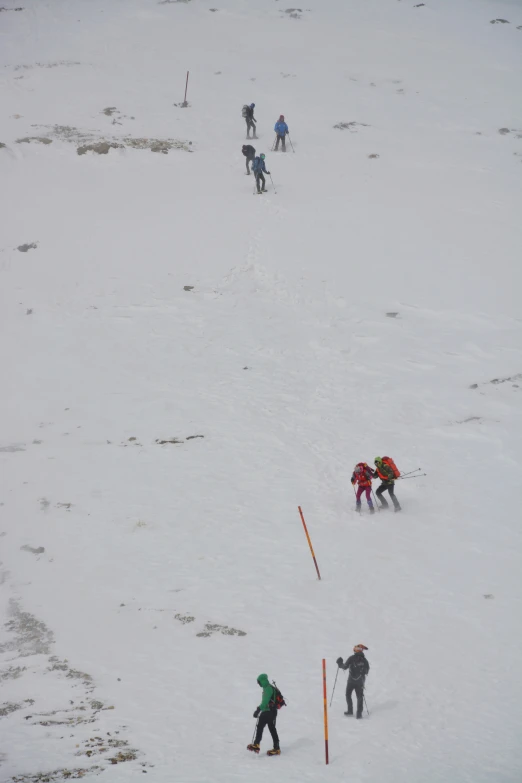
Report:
244,103,257,139
336,644,369,719
242,144,256,175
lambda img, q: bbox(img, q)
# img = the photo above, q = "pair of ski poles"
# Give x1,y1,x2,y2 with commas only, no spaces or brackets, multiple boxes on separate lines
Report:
271,134,295,153
396,468,426,480
330,665,370,716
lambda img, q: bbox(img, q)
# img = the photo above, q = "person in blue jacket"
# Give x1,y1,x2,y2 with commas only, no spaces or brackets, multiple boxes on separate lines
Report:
274,115,289,151
252,153,270,194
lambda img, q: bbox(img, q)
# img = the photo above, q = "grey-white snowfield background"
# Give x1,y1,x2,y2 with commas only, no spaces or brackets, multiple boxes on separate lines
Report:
1,0,521,781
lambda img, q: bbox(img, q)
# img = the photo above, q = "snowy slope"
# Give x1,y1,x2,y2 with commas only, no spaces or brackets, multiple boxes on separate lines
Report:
1,1,522,781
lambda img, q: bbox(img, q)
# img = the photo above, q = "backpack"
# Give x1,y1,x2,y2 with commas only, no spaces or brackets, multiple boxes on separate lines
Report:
242,104,249,118
269,682,287,710
382,456,400,478
353,462,371,485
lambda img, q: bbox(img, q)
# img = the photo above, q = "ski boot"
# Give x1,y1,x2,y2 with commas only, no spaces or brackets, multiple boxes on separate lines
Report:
356,714,363,720
247,743,260,754
355,502,361,513
267,748,281,756
344,710,353,716
369,506,375,515
394,506,402,513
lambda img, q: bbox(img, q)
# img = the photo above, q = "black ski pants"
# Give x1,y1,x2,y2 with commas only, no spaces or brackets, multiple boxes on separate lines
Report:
255,172,265,192
376,482,400,510
254,708,279,749
346,679,364,717
246,119,256,138
275,134,286,151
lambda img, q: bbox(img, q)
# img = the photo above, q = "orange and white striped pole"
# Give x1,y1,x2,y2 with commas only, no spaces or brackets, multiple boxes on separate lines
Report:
322,658,329,764
298,506,321,580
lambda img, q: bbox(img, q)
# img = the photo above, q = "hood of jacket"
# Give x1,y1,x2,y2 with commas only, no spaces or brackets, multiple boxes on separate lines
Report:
257,673,270,687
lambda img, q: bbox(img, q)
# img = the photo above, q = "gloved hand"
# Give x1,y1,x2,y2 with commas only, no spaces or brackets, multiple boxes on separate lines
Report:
336,657,343,667
351,479,355,485
266,171,271,175
253,707,260,718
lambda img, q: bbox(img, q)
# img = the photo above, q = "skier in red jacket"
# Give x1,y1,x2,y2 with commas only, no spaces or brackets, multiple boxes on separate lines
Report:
351,463,375,514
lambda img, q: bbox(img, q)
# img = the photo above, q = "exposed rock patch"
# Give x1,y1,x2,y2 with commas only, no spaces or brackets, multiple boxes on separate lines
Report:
16,137,52,145
333,121,370,131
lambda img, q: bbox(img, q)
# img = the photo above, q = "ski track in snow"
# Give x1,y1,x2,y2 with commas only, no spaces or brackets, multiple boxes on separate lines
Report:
1,0,522,781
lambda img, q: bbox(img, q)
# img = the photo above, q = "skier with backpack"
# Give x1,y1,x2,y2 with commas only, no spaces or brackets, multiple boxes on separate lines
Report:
242,103,257,139
242,144,256,175
336,644,370,719
351,462,375,514
252,153,270,194
373,457,401,512
247,673,285,756
274,115,289,151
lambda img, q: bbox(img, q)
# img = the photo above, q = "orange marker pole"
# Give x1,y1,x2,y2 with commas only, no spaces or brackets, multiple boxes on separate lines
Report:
322,659,329,765
298,506,321,580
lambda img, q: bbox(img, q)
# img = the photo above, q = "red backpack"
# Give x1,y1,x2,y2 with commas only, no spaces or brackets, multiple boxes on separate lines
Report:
382,456,400,478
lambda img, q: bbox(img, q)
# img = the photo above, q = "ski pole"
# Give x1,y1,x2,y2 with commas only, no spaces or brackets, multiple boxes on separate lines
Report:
288,134,295,153
329,666,340,707
397,473,427,480
371,488,381,511
251,716,259,744
363,693,370,717
271,135,277,152
269,173,277,194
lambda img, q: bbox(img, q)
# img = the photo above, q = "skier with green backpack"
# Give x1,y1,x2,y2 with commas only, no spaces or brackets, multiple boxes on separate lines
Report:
247,673,286,756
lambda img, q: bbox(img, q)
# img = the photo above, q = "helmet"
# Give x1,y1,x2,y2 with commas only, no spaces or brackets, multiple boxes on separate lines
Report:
353,644,368,653
250,103,255,108
260,153,265,159
374,457,382,464
279,114,284,120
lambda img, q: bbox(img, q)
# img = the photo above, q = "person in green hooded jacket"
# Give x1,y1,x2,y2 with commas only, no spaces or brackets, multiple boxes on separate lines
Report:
246,673,281,756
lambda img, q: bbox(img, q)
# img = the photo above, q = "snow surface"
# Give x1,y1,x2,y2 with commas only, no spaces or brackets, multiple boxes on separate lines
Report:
1,0,522,781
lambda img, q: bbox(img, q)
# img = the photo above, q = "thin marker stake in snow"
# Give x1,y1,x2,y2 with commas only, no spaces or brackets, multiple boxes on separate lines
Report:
182,71,189,107
298,506,321,580
322,659,329,765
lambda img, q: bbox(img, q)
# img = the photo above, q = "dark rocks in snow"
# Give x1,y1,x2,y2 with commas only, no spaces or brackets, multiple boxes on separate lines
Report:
498,128,510,134
368,153,380,158
16,136,52,144
490,19,509,24
17,243,37,252
156,438,183,445
196,622,246,637
20,545,45,555
77,141,123,155
186,435,204,440
386,312,399,318
183,285,194,291
333,121,370,131
469,374,522,389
